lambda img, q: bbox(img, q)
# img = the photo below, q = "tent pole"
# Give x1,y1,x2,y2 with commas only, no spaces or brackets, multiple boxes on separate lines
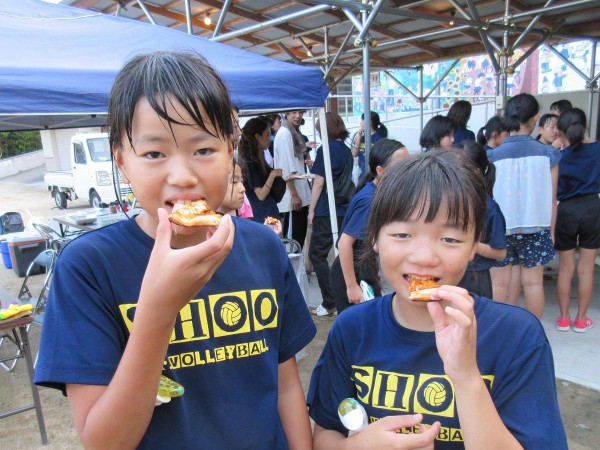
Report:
318,108,339,256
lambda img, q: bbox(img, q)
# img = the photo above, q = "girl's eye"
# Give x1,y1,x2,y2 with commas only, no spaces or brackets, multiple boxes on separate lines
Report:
195,148,214,156
143,151,164,159
442,237,462,244
393,233,411,239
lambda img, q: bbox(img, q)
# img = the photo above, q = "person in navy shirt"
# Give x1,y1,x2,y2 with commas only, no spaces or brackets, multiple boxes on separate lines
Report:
447,100,475,145
330,138,409,314
420,115,455,151
457,141,507,299
34,52,315,449
477,115,509,152
308,150,567,449
309,112,354,317
555,108,600,333
351,111,388,178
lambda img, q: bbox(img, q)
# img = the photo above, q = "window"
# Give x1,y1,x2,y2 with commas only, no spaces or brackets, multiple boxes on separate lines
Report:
73,142,86,164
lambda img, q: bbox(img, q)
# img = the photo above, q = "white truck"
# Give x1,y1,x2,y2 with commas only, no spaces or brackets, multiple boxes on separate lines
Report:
44,132,131,209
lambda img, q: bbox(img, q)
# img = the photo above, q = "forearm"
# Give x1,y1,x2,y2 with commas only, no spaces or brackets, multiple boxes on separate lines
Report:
476,242,506,261
71,304,175,448
550,165,558,236
314,424,352,450
338,235,358,288
454,376,523,450
278,358,313,450
309,180,324,215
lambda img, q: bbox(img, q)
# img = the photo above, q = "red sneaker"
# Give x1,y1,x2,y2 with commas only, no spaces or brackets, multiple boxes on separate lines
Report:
555,317,571,332
573,317,594,333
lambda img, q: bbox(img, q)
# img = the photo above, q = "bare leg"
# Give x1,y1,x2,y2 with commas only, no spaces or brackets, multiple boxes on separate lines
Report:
556,250,575,319
490,266,511,302
521,265,545,318
507,264,522,306
576,248,598,320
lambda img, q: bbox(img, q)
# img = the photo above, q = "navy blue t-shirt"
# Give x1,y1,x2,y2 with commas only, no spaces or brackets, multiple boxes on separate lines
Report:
336,181,375,248
453,127,475,145
307,294,567,449
243,158,280,223
35,217,316,449
557,140,600,200
311,139,353,218
356,132,383,174
469,196,507,271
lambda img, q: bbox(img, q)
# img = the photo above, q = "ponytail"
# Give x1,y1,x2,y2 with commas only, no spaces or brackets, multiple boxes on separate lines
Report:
477,126,487,145
504,93,540,132
357,138,405,192
362,110,388,138
557,108,587,151
459,140,496,195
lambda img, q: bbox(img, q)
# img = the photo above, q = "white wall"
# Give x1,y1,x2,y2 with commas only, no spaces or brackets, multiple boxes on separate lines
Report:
0,150,44,178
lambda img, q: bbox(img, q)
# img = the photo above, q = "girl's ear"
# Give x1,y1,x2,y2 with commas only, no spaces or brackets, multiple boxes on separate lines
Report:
373,241,379,253
375,165,384,178
113,150,130,184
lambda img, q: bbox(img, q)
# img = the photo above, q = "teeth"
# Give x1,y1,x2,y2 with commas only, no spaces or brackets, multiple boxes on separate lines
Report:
172,199,191,211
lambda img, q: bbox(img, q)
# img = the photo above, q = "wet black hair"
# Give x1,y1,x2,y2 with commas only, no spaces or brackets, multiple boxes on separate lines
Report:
557,107,587,151
477,116,509,146
357,138,406,192
361,111,388,138
550,99,573,115
363,150,486,262
504,93,540,132
447,100,472,129
420,115,455,150
459,140,496,196
109,51,234,152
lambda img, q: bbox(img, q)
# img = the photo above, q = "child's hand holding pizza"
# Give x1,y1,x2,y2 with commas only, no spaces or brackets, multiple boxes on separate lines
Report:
427,286,479,384
139,208,234,318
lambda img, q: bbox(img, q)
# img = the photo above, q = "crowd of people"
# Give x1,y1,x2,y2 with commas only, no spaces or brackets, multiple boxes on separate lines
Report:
33,50,598,448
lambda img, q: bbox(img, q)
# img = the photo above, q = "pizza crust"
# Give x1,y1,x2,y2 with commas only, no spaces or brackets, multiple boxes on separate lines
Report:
168,200,222,227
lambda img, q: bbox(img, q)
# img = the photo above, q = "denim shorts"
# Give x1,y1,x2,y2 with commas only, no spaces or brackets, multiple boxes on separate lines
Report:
498,229,555,268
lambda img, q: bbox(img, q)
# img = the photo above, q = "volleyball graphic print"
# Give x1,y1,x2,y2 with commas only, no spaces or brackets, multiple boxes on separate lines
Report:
220,300,243,327
423,381,447,407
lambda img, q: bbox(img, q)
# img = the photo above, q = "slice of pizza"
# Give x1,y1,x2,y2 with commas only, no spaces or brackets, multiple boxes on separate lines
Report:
168,199,222,227
265,216,279,225
408,275,440,302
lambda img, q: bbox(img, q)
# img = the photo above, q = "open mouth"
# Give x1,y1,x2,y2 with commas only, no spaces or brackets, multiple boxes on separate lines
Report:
404,274,440,283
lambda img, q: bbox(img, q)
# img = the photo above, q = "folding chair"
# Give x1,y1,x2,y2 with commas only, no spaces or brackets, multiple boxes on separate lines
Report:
282,238,302,255
32,222,72,253
0,249,57,371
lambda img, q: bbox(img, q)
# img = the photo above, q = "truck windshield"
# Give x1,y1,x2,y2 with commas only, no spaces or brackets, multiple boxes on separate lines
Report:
87,138,112,162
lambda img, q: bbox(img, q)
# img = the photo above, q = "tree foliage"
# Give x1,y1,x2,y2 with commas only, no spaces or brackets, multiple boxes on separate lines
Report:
0,131,42,159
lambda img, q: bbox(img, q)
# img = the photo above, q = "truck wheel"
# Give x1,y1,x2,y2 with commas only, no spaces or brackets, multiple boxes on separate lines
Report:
89,191,102,209
53,190,68,209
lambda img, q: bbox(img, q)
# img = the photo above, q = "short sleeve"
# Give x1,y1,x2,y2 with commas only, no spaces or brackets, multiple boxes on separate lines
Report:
548,146,562,167
485,202,507,250
274,129,297,178
341,195,371,240
311,146,325,177
307,322,355,435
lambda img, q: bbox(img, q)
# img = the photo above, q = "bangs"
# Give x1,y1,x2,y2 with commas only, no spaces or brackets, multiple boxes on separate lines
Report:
378,155,472,233
109,52,234,151
364,150,487,261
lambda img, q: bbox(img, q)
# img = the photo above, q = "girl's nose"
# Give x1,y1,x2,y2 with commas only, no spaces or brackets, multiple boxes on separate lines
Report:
167,159,198,187
407,239,440,267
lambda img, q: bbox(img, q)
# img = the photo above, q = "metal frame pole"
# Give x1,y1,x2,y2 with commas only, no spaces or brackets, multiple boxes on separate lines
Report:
212,0,233,38
512,0,555,49
135,0,156,25
211,5,332,42
588,41,597,137
184,0,193,35
362,6,371,163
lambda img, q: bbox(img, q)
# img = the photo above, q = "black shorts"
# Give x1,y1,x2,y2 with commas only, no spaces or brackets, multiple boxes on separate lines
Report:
555,194,600,251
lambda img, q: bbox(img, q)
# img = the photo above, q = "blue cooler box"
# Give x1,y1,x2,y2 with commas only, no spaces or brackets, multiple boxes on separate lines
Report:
0,238,11,269
6,231,47,277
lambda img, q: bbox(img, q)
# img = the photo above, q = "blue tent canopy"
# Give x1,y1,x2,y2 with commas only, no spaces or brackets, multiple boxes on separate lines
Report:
0,0,329,131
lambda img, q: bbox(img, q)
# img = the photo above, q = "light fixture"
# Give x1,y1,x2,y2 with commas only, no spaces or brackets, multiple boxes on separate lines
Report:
306,45,314,57
203,12,212,26
449,10,455,26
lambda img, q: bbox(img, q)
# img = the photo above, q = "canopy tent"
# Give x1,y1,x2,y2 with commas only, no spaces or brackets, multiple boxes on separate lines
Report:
0,0,329,131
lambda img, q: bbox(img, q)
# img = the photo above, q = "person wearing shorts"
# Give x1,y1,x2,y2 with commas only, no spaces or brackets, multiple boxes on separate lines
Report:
554,108,600,333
